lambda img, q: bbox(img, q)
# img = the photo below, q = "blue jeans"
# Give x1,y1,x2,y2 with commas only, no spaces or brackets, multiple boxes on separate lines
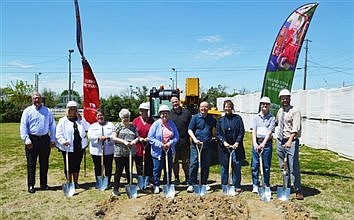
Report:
276,138,302,192
218,147,242,188
251,141,272,187
189,145,210,185
152,150,173,186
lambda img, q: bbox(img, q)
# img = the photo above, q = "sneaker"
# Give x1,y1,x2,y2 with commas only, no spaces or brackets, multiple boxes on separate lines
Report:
154,186,160,194
187,185,194,193
74,183,80,189
40,185,49,190
112,190,120,196
296,192,304,200
173,179,180,185
206,184,211,191
252,185,259,193
235,188,242,195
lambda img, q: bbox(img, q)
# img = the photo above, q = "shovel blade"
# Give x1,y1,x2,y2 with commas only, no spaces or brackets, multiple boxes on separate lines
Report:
258,187,267,201
265,187,272,201
162,184,175,198
125,184,138,199
63,182,75,197
277,186,290,201
222,184,236,196
137,176,149,190
194,184,207,196
96,176,108,191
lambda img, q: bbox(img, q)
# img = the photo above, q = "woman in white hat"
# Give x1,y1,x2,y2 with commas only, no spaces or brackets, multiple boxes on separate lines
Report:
251,96,275,195
132,102,154,187
148,104,179,194
56,100,90,189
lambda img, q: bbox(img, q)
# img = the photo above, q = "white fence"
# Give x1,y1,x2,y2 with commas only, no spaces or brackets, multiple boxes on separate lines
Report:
217,86,354,160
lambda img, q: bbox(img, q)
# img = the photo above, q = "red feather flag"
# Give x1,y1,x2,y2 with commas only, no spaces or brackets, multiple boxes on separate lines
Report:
74,0,100,124
82,59,100,124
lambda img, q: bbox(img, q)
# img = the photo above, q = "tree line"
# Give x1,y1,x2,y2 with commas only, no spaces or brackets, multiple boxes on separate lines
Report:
0,80,243,123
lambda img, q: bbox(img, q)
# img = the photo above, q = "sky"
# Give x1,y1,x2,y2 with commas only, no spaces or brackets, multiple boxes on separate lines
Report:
1,0,353,98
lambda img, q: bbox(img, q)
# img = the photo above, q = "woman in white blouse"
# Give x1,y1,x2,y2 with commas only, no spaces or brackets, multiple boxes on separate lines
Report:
56,101,90,189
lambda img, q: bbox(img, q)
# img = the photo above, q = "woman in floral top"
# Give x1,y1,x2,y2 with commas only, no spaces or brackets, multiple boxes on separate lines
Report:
111,108,138,196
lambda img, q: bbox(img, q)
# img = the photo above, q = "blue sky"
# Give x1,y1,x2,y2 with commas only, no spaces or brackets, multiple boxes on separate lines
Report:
1,0,353,98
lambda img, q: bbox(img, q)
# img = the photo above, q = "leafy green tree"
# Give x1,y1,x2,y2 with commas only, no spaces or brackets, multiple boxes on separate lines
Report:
0,80,34,122
42,88,59,108
201,84,229,108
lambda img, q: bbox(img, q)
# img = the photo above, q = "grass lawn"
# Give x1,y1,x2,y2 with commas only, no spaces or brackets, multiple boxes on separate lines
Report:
0,123,353,219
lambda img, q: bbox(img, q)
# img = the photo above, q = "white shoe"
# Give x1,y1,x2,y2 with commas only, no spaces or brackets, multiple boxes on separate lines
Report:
265,187,271,196
153,186,159,194
206,184,211,191
252,185,259,193
187,185,193,193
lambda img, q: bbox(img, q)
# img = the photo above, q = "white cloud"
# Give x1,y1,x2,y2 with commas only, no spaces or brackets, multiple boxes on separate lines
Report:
7,61,34,68
195,47,237,61
197,35,222,43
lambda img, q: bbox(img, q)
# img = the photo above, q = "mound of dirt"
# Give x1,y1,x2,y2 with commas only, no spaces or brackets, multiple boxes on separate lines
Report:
95,191,311,220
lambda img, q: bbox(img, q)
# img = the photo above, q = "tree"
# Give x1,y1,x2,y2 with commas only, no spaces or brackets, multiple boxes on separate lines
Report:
201,84,229,108
0,80,34,122
42,88,59,108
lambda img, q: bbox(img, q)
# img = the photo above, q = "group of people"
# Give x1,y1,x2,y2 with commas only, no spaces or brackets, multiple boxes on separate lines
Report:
20,88,303,200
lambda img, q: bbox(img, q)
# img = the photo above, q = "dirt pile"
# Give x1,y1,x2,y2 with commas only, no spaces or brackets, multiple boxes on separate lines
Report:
139,194,249,219
95,191,311,220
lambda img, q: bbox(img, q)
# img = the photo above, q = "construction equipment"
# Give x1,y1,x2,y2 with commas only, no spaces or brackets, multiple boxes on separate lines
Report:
149,86,179,119
277,153,291,201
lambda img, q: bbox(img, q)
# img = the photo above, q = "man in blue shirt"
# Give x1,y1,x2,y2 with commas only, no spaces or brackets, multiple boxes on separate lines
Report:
187,101,216,192
20,92,56,193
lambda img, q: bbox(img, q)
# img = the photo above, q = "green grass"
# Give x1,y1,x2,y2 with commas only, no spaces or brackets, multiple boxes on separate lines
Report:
0,123,353,219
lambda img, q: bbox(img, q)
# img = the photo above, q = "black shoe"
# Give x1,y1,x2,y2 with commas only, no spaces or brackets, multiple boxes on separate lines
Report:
28,186,36,193
75,183,80,189
40,185,49,190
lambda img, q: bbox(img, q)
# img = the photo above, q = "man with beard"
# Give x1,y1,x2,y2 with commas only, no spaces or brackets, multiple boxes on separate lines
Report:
276,89,303,200
169,96,192,185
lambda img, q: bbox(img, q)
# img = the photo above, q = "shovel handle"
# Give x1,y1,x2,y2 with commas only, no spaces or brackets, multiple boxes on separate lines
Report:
164,149,170,185
228,149,234,186
196,143,203,186
65,149,70,183
259,151,265,187
142,141,148,176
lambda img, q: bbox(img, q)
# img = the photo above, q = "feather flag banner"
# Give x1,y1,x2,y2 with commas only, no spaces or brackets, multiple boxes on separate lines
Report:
261,3,318,114
74,0,100,124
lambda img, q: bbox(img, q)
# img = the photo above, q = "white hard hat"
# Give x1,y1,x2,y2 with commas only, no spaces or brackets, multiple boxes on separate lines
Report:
138,102,149,110
158,104,170,113
259,96,271,104
66,100,78,108
278,89,291,97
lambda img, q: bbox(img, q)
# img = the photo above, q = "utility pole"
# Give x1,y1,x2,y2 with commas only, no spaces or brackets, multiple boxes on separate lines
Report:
68,49,74,101
172,68,177,90
303,39,311,90
34,72,41,92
